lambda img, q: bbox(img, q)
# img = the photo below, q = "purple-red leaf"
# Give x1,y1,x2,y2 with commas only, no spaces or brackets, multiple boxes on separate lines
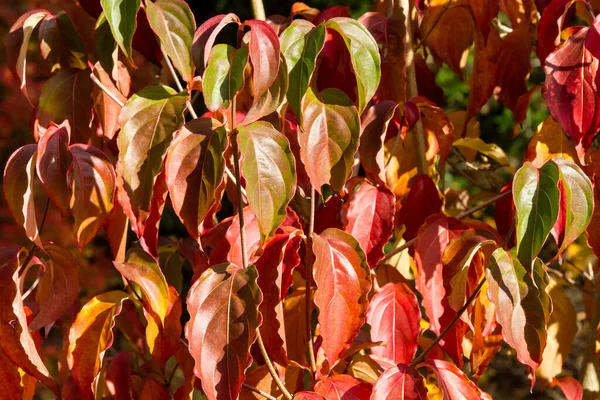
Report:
397,174,443,242
192,13,240,75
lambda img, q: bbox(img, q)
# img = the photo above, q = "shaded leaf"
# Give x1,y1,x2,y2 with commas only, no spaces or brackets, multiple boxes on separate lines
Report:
38,11,88,72
283,287,309,366
513,160,561,267
3,145,41,247
203,44,248,111
358,101,397,185
113,248,170,324
146,0,195,83
30,243,80,330
0,348,22,400
300,88,359,193
184,264,261,400
467,0,500,42
239,121,296,242
91,61,129,140
100,0,140,60
312,228,371,367
343,179,395,268
397,174,443,242
192,13,240,75
486,249,552,384
370,364,427,400
69,144,116,249
165,118,227,241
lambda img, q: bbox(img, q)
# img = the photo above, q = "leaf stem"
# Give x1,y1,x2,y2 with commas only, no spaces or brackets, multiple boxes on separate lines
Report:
400,0,428,176
242,383,277,400
377,189,512,266
410,275,486,367
305,186,318,374
251,0,266,20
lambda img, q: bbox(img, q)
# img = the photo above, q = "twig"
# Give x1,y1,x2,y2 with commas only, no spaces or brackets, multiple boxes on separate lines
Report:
305,186,318,374
242,383,277,400
90,72,126,107
410,276,485,367
251,0,266,20
377,190,512,265
400,0,428,176
414,0,454,51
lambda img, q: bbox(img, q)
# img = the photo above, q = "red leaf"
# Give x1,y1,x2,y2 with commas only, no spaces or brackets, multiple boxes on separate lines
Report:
494,183,516,248
91,62,129,140
145,286,182,367
543,18,600,151
397,175,443,242
140,378,171,400
314,374,372,399
0,348,23,400
36,121,71,217
294,392,327,400
106,352,133,400
313,6,350,25
414,214,469,365
423,359,483,399
552,377,583,400
132,8,162,66
192,14,240,74
246,20,281,103
316,29,358,104
0,246,58,395
366,283,421,365
184,264,261,400
30,243,80,330
138,168,168,258
536,0,574,65
370,364,427,400
343,180,395,268
467,0,500,43
312,229,372,368
314,194,344,234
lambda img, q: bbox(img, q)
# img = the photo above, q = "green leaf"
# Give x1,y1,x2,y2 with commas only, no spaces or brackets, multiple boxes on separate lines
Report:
6,10,50,104
554,158,594,254
113,248,170,325
202,44,248,111
514,160,560,267
300,87,360,193
324,18,381,114
165,118,227,241
280,20,325,120
146,0,195,83
95,13,118,75
100,0,140,60
117,86,187,234
238,121,296,242
38,11,87,72
486,249,551,384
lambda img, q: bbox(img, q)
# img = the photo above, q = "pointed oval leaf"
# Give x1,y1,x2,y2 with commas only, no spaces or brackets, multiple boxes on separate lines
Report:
91,61,129,140
146,0,195,83
67,290,129,399
343,180,395,268
370,364,428,400
30,243,80,330
0,246,58,395
554,158,594,254
246,20,281,102
486,248,551,383
398,174,443,242
165,118,227,241
280,20,326,119
185,264,261,400
69,144,116,249
113,248,169,324
192,13,240,75
514,160,561,267
36,68,95,144
294,393,327,400
38,11,88,71
36,122,72,217
312,228,372,367
422,359,483,399
300,88,360,193
100,0,140,60
315,374,372,399
144,286,182,367
117,85,187,237
3,145,41,247
366,282,421,365
203,44,249,111
324,18,381,114
238,121,297,242
6,10,50,103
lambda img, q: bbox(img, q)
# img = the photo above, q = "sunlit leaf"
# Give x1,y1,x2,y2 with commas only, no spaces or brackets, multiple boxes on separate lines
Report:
192,13,240,75
245,20,281,104
243,54,288,124
525,116,580,168
315,374,372,399
202,44,248,111
185,264,261,400
312,228,371,367
145,286,182,367
91,61,129,140
422,359,484,399
300,87,359,193
100,0,140,60
370,364,427,400
453,138,509,165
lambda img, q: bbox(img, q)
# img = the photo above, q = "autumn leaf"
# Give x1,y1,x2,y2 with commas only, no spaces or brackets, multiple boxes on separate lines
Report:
145,286,182,367
202,44,248,111
100,0,140,60
422,359,484,399
397,174,443,242
314,374,372,399
192,13,240,75
370,364,428,400
38,11,88,71
525,117,580,168
91,61,129,140
245,20,281,104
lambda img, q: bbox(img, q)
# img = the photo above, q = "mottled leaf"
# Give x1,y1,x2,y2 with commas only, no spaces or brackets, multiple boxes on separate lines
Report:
312,228,371,367
184,264,261,400
146,0,195,83
203,44,248,111
300,88,359,193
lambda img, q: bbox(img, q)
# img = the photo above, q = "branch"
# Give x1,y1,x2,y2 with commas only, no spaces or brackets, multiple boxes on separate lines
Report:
305,187,318,373
251,0,266,20
242,383,277,400
400,0,428,176
377,189,512,266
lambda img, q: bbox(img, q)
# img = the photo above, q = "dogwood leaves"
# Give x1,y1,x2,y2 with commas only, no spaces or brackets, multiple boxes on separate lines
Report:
100,0,140,60
238,121,296,242
185,264,261,400
203,44,248,111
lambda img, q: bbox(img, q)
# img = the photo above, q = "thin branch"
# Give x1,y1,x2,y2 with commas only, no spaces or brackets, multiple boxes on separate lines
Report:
255,333,292,399
242,383,277,400
414,0,454,51
377,190,512,266
21,198,51,273
305,186,318,373
400,0,428,176
410,276,485,367
251,0,266,20
90,72,126,107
